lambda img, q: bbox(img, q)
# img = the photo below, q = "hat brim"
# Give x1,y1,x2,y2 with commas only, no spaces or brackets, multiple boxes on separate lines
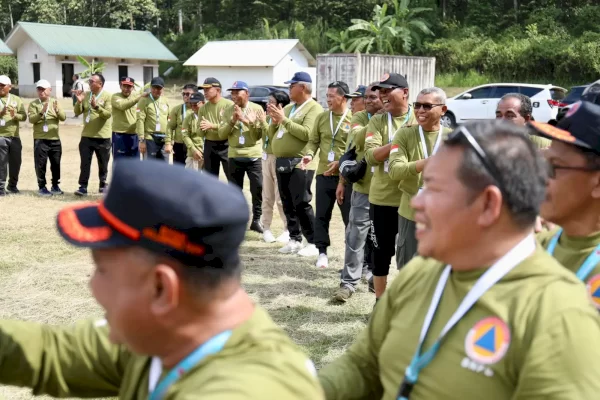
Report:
284,80,298,84
528,121,593,150
227,87,248,91
56,202,134,249
189,99,203,104
120,81,135,86
371,83,404,90
200,84,220,89
36,86,51,89
345,92,363,99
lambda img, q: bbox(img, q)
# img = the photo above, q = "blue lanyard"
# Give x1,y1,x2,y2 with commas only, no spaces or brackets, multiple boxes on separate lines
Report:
368,113,372,120
546,228,600,281
182,104,186,120
148,330,232,400
397,234,535,400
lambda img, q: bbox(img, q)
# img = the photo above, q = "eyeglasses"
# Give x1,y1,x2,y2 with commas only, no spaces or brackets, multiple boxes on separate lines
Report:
546,162,600,179
181,92,192,97
413,102,444,111
449,125,507,194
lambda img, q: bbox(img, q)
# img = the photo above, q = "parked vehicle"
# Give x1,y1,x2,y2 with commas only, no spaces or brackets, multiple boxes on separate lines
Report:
443,83,567,127
224,85,289,110
557,84,589,122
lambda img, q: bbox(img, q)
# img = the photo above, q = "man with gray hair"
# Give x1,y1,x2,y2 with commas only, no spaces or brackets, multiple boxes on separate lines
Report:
389,87,452,270
496,92,551,149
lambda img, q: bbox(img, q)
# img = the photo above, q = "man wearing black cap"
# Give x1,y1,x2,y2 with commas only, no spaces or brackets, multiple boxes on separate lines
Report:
364,72,417,300
137,77,171,162
112,76,147,160
346,85,367,114
269,72,323,255
531,101,600,299
302,81,352,266
182,92,206,170
168,83,198,165
198,77,234,178
0,159,325,399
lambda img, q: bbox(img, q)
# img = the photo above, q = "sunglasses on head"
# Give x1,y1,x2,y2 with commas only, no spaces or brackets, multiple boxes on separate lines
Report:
413,102,444,111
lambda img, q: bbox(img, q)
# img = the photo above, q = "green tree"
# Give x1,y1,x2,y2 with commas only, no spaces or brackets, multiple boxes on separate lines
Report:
345,4,398,54
76,56,105,78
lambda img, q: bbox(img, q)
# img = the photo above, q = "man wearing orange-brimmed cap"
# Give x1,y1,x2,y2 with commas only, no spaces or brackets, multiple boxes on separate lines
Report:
111,76,147,160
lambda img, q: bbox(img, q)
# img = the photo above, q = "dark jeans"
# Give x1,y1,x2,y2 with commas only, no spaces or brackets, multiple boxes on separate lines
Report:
228,158,263,220
79,137,111,189
112,132,139,159
204,139,230,179
145,135,167,161
314,175,346,254
173,142,187,165
34,139,62,188
396,215,418,270
0,136,22,191
277,167,316,243
369,204,399,277
341,182,352,227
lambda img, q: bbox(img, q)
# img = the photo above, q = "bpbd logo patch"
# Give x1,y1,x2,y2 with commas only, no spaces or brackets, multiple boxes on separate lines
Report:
464,317,511,365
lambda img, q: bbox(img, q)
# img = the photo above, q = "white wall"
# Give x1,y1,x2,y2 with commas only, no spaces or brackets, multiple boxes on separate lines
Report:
272,46,310,85
17,38,52,98
196,67,274,89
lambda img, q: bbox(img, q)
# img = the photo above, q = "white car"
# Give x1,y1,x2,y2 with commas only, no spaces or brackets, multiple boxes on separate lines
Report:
443,83,567,127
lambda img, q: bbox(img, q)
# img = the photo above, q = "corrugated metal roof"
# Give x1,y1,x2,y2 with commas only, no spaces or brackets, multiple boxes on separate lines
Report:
6,22,176,61
0,39,12,55
184,39,316,67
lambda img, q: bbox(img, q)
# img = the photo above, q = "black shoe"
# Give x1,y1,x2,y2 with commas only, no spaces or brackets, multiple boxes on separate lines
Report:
99,184,107,194
6,187,19,194
0,190,6,196
38,187,53,197
50,185,64,195
74,187,88,196
250,219,264,233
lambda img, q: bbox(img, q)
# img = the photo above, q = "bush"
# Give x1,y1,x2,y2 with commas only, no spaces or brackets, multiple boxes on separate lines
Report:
0,57,18,83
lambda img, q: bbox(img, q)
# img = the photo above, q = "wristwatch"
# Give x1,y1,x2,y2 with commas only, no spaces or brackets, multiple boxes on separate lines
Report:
139,138,145,143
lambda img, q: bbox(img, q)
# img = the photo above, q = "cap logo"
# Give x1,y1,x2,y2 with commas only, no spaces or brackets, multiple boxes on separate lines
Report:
565,101,581,118
380,73,390,82
233,81,238,87
142,225,205,256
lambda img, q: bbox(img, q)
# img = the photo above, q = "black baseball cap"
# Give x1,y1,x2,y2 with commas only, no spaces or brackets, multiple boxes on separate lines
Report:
329,81,350,95
150,77,165,88
189,92,205,103
200,77,222,89
56,159,249,267
345,85,367,99
372,73,409,90
529,100,600,155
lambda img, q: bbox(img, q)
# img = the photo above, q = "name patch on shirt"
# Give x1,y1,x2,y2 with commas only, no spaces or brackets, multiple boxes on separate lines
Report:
587,274,600,310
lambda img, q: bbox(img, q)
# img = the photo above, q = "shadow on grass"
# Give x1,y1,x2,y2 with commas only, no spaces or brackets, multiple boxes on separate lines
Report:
5,190,103,202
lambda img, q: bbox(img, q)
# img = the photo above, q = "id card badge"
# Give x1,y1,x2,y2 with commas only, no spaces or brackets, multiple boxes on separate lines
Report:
328,151,335,162
262,152,267,161
85,116,90,123
0,120,5,127
384,160,389,172
276,129,284,139
239,136,245,145
371,166,375,173
155,123,161,132
418,187,424,194
43,125,49,133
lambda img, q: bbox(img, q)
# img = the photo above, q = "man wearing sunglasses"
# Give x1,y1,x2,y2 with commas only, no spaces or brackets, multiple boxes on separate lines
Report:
531,101,600,300
111,77,147,160
319,119,600,399
167,84,198,165
495,93,551,149
389,87,452,272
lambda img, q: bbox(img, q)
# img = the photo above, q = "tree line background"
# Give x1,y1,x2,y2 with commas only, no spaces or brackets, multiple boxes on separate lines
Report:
0,0,599,88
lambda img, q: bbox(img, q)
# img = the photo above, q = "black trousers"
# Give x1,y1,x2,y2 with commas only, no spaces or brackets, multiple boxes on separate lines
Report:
341,182,352,228
0,136,21,191
369,204,399,277
145,135,167,161
173,142,187,165
204,139,230,178
79,137,111,189
314,175,346,254
228,158,263,220
112,132,139,159
34,139,62,188
277,167,316,243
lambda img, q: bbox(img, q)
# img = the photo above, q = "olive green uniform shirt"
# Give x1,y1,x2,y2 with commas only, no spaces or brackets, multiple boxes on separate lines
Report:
217,101,264,159
182,112,203,158
260,117,274,155
196,97,234,142
306,109,352,176
0,94,27,137
168,103,190,145
319,246,600,399
0,306,325,399
136,95,170,141
27,98,67,140
388,125,453,220
270,99,324,171
347,111,374,194
529,134,551,149
74,90,113,139
364,111,418,207
111,92,141,134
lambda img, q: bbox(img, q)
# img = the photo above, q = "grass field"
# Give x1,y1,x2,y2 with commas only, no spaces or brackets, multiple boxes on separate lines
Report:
0,94,400,398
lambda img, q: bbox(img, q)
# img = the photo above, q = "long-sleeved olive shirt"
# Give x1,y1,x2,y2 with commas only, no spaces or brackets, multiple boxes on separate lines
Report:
111,92,142,134
0,94,27,137
74,90,113,139
27,98,67,140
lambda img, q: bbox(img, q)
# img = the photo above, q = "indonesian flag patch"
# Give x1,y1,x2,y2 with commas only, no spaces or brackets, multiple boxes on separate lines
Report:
366,132,374,141
390,144,399,154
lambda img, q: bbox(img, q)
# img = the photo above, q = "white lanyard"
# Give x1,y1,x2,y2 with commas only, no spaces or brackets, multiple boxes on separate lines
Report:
149,94,161,119
329,109,349,142
87,90,103,119
289,98,312,119
419,125,443,159
40,99,51,120
0,94,11,111
387,107,412,143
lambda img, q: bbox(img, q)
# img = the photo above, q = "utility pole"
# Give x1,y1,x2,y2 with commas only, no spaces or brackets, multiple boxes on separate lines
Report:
178,9,183,34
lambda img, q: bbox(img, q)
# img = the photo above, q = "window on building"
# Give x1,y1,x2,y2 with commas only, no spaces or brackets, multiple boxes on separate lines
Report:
118,65,128,80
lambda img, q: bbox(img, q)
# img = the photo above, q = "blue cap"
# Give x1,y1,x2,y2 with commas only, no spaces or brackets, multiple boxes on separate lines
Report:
56,158,249,268
227,81,249,91
345,85,367,98
285,72,312,84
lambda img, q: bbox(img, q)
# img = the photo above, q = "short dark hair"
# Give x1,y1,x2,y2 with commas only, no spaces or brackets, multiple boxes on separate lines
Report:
444,120,548,228
500,93,532,118
73,74,79,79
328,81,349,97
183,83,198,91
270,90,290,108
92,73,105,86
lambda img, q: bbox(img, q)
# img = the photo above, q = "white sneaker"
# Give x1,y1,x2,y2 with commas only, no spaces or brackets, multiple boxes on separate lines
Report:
298,243,319,257
276,230,290,243
316,253,328,269
279,240,302,254
263,230,276,243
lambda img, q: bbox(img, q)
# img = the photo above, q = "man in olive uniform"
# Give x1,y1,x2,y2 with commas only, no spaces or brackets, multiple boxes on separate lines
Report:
364,73,417,299
0,75,26,196
168,83,198,165
137,77,170,162
28,79,67,196
389,87,453,271
218,81,265,233
73,73,112,196
268,72,323,255
530,101,600,302
112,76,147,160
334,83,382,302
495,93,551,149
0,158,325,399
198,77,233,178
319,120,600,400
182,92,205,171
302,81,352,268
347,85,366,114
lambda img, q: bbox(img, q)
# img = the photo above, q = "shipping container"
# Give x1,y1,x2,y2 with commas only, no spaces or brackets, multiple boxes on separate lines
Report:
316,53,436,108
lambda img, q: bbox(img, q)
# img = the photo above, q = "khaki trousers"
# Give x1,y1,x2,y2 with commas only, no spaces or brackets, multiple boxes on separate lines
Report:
262,153,287,230
185,157,203,170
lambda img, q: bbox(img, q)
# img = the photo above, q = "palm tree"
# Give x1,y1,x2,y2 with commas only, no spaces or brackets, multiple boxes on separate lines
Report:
345,4,397,54
389,0,434,53
326,30,355,53
76,56,106,79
